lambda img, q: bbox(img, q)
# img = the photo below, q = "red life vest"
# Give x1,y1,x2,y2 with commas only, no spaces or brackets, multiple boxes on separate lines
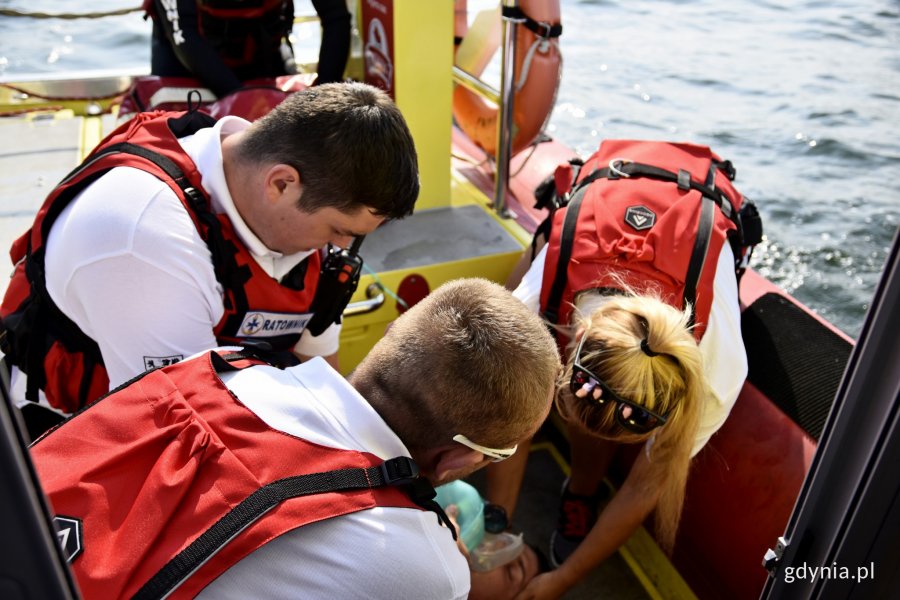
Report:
30,350,433,600
539,140,746,346
0,110,321,413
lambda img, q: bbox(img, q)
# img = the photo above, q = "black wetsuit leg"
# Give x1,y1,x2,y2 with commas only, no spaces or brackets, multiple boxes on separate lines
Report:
311,0,351,84
148,0,243,97
150,20,193,79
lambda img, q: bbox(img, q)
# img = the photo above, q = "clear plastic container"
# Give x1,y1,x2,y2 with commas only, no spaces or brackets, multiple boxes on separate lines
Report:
469,531,525,572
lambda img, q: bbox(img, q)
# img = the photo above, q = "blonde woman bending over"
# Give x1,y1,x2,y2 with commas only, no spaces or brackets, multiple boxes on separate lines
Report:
503,251,746,600
490,141,751,600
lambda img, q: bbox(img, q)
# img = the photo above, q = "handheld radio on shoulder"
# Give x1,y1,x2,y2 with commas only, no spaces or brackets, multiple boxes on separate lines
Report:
304,236,365,336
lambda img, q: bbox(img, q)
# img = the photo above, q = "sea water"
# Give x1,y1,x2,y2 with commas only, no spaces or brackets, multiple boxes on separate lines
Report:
1,0,898,339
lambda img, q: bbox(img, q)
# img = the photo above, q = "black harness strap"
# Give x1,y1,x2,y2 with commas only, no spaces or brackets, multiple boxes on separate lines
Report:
588,161,740,225
680,163,721,327
541,179,591,326
502,5,563,39
682,201,714,328
132,455,438,600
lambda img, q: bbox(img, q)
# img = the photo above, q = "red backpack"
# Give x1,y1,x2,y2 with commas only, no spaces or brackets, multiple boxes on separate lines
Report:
536,139,763,341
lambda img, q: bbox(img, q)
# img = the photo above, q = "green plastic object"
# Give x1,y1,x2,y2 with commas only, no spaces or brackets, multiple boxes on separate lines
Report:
434,480,486,552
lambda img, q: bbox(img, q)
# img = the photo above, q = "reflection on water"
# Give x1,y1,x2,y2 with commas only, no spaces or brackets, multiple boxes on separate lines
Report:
1,0,898,338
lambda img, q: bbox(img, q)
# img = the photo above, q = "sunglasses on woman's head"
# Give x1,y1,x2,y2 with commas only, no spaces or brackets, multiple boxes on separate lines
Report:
569,335,670,434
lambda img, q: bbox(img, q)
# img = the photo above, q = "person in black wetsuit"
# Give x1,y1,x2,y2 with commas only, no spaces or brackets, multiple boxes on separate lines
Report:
148,0,351,97
310,0,352,84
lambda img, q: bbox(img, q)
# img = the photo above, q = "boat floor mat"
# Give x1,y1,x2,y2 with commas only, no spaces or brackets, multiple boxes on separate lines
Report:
741,292,853,441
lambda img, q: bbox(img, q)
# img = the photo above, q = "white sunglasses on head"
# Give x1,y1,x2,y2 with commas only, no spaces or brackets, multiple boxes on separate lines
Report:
452,434,518,462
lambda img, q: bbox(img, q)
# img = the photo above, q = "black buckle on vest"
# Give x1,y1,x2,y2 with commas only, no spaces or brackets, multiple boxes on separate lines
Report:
183,186,206,213
379,456,420,486
536,20,553,38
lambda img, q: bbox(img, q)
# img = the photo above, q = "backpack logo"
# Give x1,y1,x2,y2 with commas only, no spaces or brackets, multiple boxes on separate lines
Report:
624,206,656,231
53,515,83,563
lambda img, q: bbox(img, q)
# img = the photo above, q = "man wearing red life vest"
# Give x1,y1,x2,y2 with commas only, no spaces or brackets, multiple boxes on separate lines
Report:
0,82,418,422
31,278,560,600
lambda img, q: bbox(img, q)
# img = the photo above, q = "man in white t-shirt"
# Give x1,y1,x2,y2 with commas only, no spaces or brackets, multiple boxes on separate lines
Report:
0,82,419,423
31,278,561,599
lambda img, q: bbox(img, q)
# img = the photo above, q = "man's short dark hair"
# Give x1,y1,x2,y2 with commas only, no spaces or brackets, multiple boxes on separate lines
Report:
238,82,419,219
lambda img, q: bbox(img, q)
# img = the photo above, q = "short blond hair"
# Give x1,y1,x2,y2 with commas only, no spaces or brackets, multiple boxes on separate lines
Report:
353,278,560,454
556,292,707,551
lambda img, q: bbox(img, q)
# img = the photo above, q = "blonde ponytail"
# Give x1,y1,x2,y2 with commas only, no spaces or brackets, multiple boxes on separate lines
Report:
555,292,707,551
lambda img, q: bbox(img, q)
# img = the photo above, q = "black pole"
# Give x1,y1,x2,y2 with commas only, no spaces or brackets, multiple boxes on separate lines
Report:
0,360,81,599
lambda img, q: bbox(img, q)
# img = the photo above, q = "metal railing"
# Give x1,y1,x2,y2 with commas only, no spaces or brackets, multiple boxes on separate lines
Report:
451,0,520,218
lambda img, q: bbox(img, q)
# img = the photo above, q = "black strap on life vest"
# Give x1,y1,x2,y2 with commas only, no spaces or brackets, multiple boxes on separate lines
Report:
133,351,455,600
502,5,563,39
106,140,251,294
79,138,256,338
132,457,448,600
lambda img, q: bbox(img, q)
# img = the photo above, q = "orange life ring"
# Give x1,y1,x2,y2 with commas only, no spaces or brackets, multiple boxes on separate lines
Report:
452,0,562,157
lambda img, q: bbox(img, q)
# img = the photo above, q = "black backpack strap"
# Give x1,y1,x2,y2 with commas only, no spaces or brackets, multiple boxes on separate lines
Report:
541,178,592,326
132,456,449,600
531,214,553,261
502,5,562,39
681,163,720,327
585,161,741,228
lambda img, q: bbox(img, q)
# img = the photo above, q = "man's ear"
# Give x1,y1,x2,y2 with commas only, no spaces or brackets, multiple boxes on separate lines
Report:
265,164,302,202
428,444,485,483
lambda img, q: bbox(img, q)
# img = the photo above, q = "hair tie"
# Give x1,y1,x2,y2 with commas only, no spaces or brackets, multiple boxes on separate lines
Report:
640,338,660,357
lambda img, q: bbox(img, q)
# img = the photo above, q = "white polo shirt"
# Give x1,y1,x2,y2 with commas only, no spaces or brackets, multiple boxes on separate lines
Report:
197,357,469,600
514,245,748,457
42,116,340,392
